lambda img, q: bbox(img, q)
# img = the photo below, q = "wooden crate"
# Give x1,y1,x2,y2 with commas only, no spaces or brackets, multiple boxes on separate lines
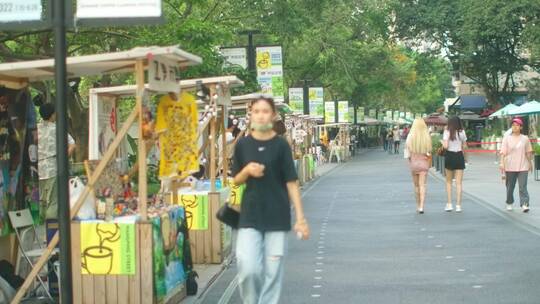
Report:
71,222,186,304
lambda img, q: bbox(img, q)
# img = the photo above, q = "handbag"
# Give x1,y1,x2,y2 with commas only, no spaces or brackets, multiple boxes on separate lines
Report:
436,146,446,156
216,203,240,229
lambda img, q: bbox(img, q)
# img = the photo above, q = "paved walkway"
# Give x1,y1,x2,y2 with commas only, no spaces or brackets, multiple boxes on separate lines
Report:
194,150,540,304
431,153,540,230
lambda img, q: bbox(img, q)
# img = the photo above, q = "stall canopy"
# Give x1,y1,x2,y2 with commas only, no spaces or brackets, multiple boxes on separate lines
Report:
0,46,203,89
424,114,448,126
507,100,540,116
457,95,487,110
489,104,518,118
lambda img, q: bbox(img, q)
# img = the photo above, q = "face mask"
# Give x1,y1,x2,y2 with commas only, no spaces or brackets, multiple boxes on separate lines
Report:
251,122,274,132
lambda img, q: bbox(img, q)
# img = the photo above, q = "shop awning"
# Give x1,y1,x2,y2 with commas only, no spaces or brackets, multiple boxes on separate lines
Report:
508,100,540,116
458,95,487,110
0,45,203,88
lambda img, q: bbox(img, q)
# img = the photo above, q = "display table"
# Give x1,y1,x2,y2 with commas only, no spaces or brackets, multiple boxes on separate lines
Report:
71,206,188,304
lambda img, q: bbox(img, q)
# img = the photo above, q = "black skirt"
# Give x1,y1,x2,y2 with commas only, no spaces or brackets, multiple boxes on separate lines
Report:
445,151,465,170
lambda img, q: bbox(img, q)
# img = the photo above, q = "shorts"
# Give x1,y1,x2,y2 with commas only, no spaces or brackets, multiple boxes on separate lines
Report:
445,151,465,170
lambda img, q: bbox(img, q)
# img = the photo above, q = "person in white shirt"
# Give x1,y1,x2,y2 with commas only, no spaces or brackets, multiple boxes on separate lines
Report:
442,116,467,212
38,103,76,219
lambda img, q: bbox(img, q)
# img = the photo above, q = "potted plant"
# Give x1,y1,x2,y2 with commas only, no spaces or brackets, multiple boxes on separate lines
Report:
431,134,442,171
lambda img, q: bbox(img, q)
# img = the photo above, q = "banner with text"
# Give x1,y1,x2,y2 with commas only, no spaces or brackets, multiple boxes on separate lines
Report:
309,87,324,117
338,101,349,123
220,47,248,69
288,88,304,114
325,102,336,123
80,222,136,275
256,46,284,99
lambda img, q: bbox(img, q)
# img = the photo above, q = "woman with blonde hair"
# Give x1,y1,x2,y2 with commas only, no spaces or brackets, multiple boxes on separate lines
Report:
406,118,432,214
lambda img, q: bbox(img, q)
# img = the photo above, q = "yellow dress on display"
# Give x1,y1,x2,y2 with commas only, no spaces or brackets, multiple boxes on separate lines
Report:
155,92,199,179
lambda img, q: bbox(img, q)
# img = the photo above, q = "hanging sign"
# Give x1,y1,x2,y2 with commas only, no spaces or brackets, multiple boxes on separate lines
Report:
309,87,324,117
288,88,304,114
368,109,376,118
77,0,162,18
148,56,181,93
338,101,349,123
220,47,248,69
0,0,42,22
386,110,393,122
256,46,284,99
358,107,365,122
324,102,336,123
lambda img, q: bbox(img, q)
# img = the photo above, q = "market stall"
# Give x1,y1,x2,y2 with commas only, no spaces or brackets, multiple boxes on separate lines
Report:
317,123,351,163
86,75,244,266
0,46,204,304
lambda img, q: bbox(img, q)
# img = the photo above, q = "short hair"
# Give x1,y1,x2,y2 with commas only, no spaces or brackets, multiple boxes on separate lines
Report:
39,103,56,120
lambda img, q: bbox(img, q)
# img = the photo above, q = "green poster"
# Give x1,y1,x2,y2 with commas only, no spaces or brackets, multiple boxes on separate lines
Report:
358,107,365,122
288,88,304,114
325,102,336,123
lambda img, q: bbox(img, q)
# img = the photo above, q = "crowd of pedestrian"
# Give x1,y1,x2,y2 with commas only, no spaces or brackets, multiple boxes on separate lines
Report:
385,116,534,215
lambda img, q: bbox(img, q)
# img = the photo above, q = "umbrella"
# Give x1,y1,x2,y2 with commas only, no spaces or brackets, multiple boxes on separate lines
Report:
507,101,540,116
424,114,447,126
489,104,518,118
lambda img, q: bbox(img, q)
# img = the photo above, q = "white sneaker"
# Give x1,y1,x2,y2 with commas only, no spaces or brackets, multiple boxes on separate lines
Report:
506,205,513,211
445,204,453,212
522,205,530,213
456,206,462,212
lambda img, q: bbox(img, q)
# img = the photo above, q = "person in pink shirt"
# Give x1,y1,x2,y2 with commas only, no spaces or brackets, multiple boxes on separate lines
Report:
500,117,533,212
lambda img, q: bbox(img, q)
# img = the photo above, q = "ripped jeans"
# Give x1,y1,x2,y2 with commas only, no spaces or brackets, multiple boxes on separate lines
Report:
236,228,288,304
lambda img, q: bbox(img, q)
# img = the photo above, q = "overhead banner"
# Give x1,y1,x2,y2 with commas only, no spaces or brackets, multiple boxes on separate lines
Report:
288,88,304,114
220,47,248,69
338,101,349,123
406,112,413,121
80,222,136,275
393,111,399,121
386,110,393,122
77,0,162,18
309,87,324,117
324,102,336,123
358,107,365,122
256,46,284,99
0,0,42,22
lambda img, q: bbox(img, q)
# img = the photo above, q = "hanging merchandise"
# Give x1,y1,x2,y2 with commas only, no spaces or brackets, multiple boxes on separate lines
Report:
155,91,200,179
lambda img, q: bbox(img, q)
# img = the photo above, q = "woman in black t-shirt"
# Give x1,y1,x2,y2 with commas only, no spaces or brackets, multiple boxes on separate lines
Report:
232,96,310,304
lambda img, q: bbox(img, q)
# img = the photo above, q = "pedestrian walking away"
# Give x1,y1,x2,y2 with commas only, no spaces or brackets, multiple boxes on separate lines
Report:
442,116,467,213
500,117,533,213
406,119,432,214
231,96,310,304
393,126,401,154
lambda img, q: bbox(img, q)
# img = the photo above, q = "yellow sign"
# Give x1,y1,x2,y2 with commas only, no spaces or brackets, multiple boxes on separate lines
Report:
178,194,209,230
229,181,246,206
80,223,136,275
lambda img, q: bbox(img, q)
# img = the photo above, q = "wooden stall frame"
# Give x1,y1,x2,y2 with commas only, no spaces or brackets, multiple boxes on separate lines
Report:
8,46,203,304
